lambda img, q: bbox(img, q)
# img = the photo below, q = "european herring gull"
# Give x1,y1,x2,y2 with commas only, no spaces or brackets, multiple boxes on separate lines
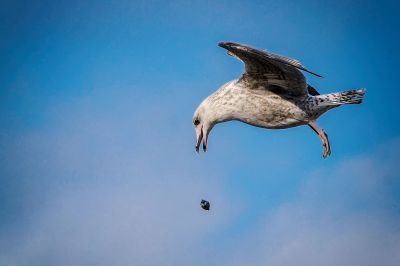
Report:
193,42,365,158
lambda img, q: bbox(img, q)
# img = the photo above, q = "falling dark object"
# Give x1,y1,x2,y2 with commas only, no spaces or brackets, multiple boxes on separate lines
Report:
200,199,210,211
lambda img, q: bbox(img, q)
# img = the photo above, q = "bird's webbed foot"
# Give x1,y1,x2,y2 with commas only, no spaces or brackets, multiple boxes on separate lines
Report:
308,121,331,159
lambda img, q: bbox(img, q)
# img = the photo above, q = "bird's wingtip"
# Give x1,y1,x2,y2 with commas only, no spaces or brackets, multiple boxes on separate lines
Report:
218,41,242,49
218,42,229,48
306,70,324,78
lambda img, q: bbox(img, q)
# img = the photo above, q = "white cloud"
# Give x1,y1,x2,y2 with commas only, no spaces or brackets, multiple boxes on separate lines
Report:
1,87,399,266
0,88,241,266
227,139,400,266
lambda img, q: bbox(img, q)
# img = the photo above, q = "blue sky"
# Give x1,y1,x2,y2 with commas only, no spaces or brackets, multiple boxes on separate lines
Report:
1,0,399,265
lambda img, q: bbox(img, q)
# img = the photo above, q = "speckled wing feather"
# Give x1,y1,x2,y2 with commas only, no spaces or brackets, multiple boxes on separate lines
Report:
262,50,322,78
218,42,322,97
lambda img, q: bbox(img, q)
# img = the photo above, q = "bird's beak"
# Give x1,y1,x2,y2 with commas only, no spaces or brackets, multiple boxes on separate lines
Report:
195,124,211,153
202,133,207,152
195,126,203,153
195,126,208,153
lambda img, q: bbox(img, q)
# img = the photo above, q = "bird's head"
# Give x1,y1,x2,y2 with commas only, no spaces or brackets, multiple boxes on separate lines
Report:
193,98,219,153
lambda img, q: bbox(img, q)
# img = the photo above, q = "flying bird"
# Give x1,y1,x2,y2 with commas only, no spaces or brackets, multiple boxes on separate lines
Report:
193,42,365,158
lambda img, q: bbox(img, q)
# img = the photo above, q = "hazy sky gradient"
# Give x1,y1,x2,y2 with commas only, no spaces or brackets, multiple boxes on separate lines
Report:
1,1,399,265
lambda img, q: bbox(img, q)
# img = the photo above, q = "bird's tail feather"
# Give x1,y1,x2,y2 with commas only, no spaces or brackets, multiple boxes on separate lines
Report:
315,89,365,106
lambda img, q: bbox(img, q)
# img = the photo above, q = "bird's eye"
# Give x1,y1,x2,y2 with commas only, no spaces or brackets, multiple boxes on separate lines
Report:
194,119,200,126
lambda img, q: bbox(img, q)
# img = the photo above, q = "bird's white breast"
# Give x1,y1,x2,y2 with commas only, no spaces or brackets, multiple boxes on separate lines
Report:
210,81,310,129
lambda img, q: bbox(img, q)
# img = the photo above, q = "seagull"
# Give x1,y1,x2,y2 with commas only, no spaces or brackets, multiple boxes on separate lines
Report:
193,42,365,158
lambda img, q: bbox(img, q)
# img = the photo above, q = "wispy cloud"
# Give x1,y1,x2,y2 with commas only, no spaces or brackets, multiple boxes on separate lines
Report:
227,139,400,266
0,88,241,266
1,85,399,265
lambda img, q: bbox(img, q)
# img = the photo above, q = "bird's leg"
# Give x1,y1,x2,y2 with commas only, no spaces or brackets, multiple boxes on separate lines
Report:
308,121,331,159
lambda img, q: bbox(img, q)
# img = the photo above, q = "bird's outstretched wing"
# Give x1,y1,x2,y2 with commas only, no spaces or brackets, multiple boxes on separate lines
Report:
218,42,322,97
